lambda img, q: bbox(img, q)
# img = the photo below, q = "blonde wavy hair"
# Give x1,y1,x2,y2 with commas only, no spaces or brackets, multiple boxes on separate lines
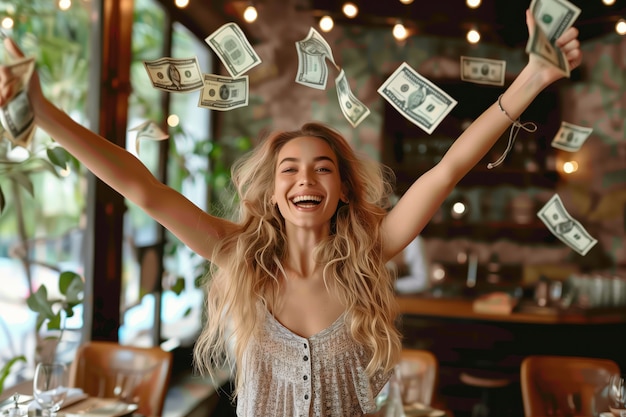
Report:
193,122,402,398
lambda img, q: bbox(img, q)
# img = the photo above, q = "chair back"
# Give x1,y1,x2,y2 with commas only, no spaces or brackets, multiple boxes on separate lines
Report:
397,348,439,406
520,354,620,417
69,341,173,417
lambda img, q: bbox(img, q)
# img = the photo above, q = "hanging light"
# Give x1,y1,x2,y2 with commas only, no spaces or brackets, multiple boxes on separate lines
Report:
466,28,480,44
174,0,189,8
466,0,481,8
399,0,414,4
342,2,358,18
58,0,71,10
602,0,616,5
319,15,334,32
1,17,14,30
616,19,626,35
243,5,258,23
393,22,408,41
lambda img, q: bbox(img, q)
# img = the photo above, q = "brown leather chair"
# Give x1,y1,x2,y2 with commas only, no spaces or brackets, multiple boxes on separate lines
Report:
397,348,439,406
69,340,173,417
520,355,620,417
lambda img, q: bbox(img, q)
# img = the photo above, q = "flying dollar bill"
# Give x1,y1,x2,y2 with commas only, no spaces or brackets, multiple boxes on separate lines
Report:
0,89,36,148
530,0,581,44
526,24,570,77
205,22,262,78
550,121,593,152
128,120,169,155
335,70,370,128
4,57,35,103
537,194,597,256
295,27,339,90
460,56,506,86
198,74,249,111
143,57,204,93
378,62,457,135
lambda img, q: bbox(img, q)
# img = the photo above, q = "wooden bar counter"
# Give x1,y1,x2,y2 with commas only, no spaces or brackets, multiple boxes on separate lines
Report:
396,295,626,417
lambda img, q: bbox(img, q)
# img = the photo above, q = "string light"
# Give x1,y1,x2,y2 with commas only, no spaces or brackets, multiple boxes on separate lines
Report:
174,0,189,8
243,5,258,23
319,15,334,32
392,22,408,40
562,161,578,174
342,2,358,18
466,0,481,8
1,17,14,30
398,0,414,4
617,19,626,35
58,0,71,11
602,0,616,5
466,28,480,44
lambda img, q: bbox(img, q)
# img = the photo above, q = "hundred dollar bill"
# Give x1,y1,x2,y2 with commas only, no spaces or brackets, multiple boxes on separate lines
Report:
4,57,35,103
128,120,169,155
0,89,35,148
335,70,370,128
378,62,457,135
205,22,262,78
295,27,339,90
143,57,204,93
537,194,597,256
526,24,570,77
550,121,593,152
198,74,249,111
530,0,581,44
460,56,506,86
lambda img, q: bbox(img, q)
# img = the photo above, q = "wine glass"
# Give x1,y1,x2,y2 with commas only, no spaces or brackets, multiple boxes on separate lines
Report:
608,373,626,417
33,362,68,416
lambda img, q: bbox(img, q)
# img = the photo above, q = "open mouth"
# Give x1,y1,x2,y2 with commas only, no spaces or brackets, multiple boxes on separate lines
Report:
291,194,322,208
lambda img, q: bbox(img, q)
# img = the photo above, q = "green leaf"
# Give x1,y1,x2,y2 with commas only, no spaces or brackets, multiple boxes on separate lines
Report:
47,312,62,330
171,277,185,295
11,171,35,197
46,147,71,169
26,285,55,319
59,271,84,304
183,307,192,317
0,355,26,395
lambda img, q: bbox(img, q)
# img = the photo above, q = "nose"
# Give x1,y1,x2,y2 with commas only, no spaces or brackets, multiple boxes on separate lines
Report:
298,170,315,186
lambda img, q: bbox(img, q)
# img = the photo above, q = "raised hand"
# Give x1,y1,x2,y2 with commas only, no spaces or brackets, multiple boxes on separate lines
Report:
0,37,44,109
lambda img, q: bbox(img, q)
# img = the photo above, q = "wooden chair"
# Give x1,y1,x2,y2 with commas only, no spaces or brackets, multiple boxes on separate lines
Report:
69,340,173,417
520,355,620,417
397,348,439,406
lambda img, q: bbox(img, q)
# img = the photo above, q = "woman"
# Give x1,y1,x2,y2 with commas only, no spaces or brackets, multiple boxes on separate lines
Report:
0,10,581,417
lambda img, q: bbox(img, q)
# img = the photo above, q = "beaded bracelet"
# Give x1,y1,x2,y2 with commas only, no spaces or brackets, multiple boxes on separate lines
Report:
487,94,538,169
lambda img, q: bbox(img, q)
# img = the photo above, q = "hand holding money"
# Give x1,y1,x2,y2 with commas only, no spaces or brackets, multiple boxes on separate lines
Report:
0,37,39,147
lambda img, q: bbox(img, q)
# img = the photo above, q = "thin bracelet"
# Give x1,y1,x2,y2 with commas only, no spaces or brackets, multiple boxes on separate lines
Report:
488,94,538,169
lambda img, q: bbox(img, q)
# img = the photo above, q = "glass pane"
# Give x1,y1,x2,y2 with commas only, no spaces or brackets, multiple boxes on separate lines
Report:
0,2,91,388
120,0,210,347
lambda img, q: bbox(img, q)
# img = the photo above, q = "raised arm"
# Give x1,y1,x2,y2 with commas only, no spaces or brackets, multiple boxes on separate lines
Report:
0,37,236,263
381,10,582,260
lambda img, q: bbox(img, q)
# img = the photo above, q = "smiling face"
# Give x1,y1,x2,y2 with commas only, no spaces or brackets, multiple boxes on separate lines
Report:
273,136,345,231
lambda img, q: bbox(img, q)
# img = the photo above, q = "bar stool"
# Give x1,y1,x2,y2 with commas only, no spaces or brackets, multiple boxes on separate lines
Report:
460,369,513,417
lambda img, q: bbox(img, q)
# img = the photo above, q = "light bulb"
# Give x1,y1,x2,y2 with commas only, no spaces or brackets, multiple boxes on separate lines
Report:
466,0,481,8
174,0,189,8
399,0,414,4
342,2,358,18
616,19,626,35
393,23,408,40
319,15,334,32
243,5,258,23
466,28,480,44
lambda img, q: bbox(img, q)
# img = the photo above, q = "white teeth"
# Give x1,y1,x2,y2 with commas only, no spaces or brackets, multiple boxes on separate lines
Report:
291,195,322,204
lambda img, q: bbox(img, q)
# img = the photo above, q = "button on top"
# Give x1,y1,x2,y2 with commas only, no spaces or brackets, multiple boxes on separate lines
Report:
304,394,309,400
303,355,309,361
303,375,308,380
304,343,307,349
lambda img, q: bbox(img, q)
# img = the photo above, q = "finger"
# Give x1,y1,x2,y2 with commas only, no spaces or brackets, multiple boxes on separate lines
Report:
555,26,579,48
3,37,26,60
526,9,536,38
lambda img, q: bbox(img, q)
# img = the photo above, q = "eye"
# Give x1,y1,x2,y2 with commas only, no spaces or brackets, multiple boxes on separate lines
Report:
316,166,332,173
281,166,297,173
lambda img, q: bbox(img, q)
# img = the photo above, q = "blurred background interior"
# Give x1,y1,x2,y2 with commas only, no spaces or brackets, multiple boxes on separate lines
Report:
0,0,625,416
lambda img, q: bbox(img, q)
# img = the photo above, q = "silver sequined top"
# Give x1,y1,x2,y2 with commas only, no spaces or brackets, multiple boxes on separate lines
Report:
236,308,390,417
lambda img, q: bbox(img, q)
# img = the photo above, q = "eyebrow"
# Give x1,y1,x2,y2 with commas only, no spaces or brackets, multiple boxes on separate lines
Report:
278,156,336,166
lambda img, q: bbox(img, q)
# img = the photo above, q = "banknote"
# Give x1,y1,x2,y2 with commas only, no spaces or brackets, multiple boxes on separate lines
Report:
143,57,204,93
4,57,35,103
198,74,249,111
530,0,581,44
525,24,570,77
460,56,505,86
295,27,338,90
550,121,593,152
335,70,370,128
0,89,35,148
128,120,169,155
537,194,597,256
377,62,457,135
205,22,262,78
